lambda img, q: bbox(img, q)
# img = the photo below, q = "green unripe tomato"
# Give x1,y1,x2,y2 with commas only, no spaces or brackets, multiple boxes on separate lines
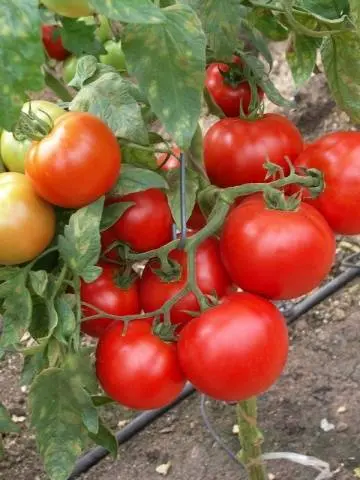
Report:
41,0,93,18
81,15,112,43
1,101,65,173
100,40,127,72
63,56,78,84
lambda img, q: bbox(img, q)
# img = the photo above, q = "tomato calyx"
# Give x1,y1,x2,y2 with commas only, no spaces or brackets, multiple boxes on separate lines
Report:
151,255,183,283
263,188,301,212
152,321,178,342
112,265,138,290
14,107,54,142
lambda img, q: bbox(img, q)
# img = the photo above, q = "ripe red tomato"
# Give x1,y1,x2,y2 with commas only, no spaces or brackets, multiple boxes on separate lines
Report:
96,320,185,409
178,292,289,401
156,145,181,171
111,189,173,252
204,114,303,187
80,262,141,337
42,25,70,61
205,62,264,117
220,195,335,300
140,237,232,327
294,132,360,235
100,227,119,261
25,112,121,208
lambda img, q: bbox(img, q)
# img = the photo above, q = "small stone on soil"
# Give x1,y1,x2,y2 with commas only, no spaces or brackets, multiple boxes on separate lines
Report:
320,418,335,432
337,406,347,414
232,424,239,434
336,422,349,432
156,461,172,476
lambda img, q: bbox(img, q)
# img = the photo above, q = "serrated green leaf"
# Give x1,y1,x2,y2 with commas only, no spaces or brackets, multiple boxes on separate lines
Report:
296,0,349,20
101,202,135,231
54,295,76,343
64,351,98,394
68,55,116,89
123,4,206,149
0,285,32,348
88,420,118,458
247,8,289,41
111,164,168,196
70,72,148,144
70,381,99,434
181,0,243,60
0,402,20,434
61,18,106,56
0,0,44,130
121,144,157,170
29,271,49,297
166,168,199,228
322,32,360,123
80,265,103,283
350,0,360,27
91,0,165,24
0,266,21,282
58,197,104,278
29,368,89,480
287,34,319,86
21,350,48,387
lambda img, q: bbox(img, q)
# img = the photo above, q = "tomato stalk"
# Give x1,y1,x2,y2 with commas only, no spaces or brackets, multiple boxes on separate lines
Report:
236,397,267,480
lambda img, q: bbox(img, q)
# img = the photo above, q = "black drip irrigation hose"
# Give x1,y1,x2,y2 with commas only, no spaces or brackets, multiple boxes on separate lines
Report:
68,265,360,479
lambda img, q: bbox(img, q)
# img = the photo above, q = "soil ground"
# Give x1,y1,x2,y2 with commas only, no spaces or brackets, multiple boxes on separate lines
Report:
1,43,360,480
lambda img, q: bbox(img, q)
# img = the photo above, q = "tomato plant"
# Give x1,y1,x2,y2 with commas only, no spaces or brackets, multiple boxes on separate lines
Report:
96,320,185,409
110,188,173,252
220,195,336,300
1,100,65,173
140,236,232,327
204,114,304,187
41,0,93,18
80,261,141,337
0,173,55,265
42,25,70,61
178,292,289,401
25,112,121,208
294,131,360,235
205,62,264,116
81,15,112,43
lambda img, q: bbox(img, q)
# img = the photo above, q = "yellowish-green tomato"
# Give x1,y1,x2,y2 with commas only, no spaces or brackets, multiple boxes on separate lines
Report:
63,56,78,84
81,15,112,43
100,40,127,72
41,0,93,18
0,101,65,173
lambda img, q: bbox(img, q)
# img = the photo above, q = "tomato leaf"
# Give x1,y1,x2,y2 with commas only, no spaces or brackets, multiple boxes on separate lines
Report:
122,4,206,149
240,21,273,67
70,381,99,435
80,265,103,283
0,402,20,434
91,0,166,24
60,18,106,56
58,197,104,280
63,350,98,394
181,0,243,60
68,55,116,89
296,0,349,20
287,34,320,86
88,420,118,458
111,164,168,196
70,72,148,144
21,350,48,387
322,32,360,123
121,144,157,170
29,300,50,340
29,271,49,298
0,284,32,348
91,395,114,407
247,8,289,41
101,202,135,231
0,0,44,130
29,368,90,480
166,168,199,228
53,295,76,343
350,0,360,28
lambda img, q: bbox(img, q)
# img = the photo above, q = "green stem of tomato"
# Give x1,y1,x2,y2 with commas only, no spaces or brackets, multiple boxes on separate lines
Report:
43,66,73,102
236,397,267,480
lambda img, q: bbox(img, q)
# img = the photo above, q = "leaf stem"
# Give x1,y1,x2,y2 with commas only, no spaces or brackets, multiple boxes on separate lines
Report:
43,66,73,102
236,397,266,480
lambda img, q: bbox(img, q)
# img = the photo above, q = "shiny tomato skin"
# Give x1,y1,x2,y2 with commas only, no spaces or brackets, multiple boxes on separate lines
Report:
156,145,181,171
178,292,289,401
111,189,173,252
96,320,185,409
220,195,336,300
205,62,264,117
80,262,141,337
294,132,360,235
100,227,119,261
25,112,121,208
0,173,55,265
42,25,70,61
204,114,303,187
140,237,232,327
